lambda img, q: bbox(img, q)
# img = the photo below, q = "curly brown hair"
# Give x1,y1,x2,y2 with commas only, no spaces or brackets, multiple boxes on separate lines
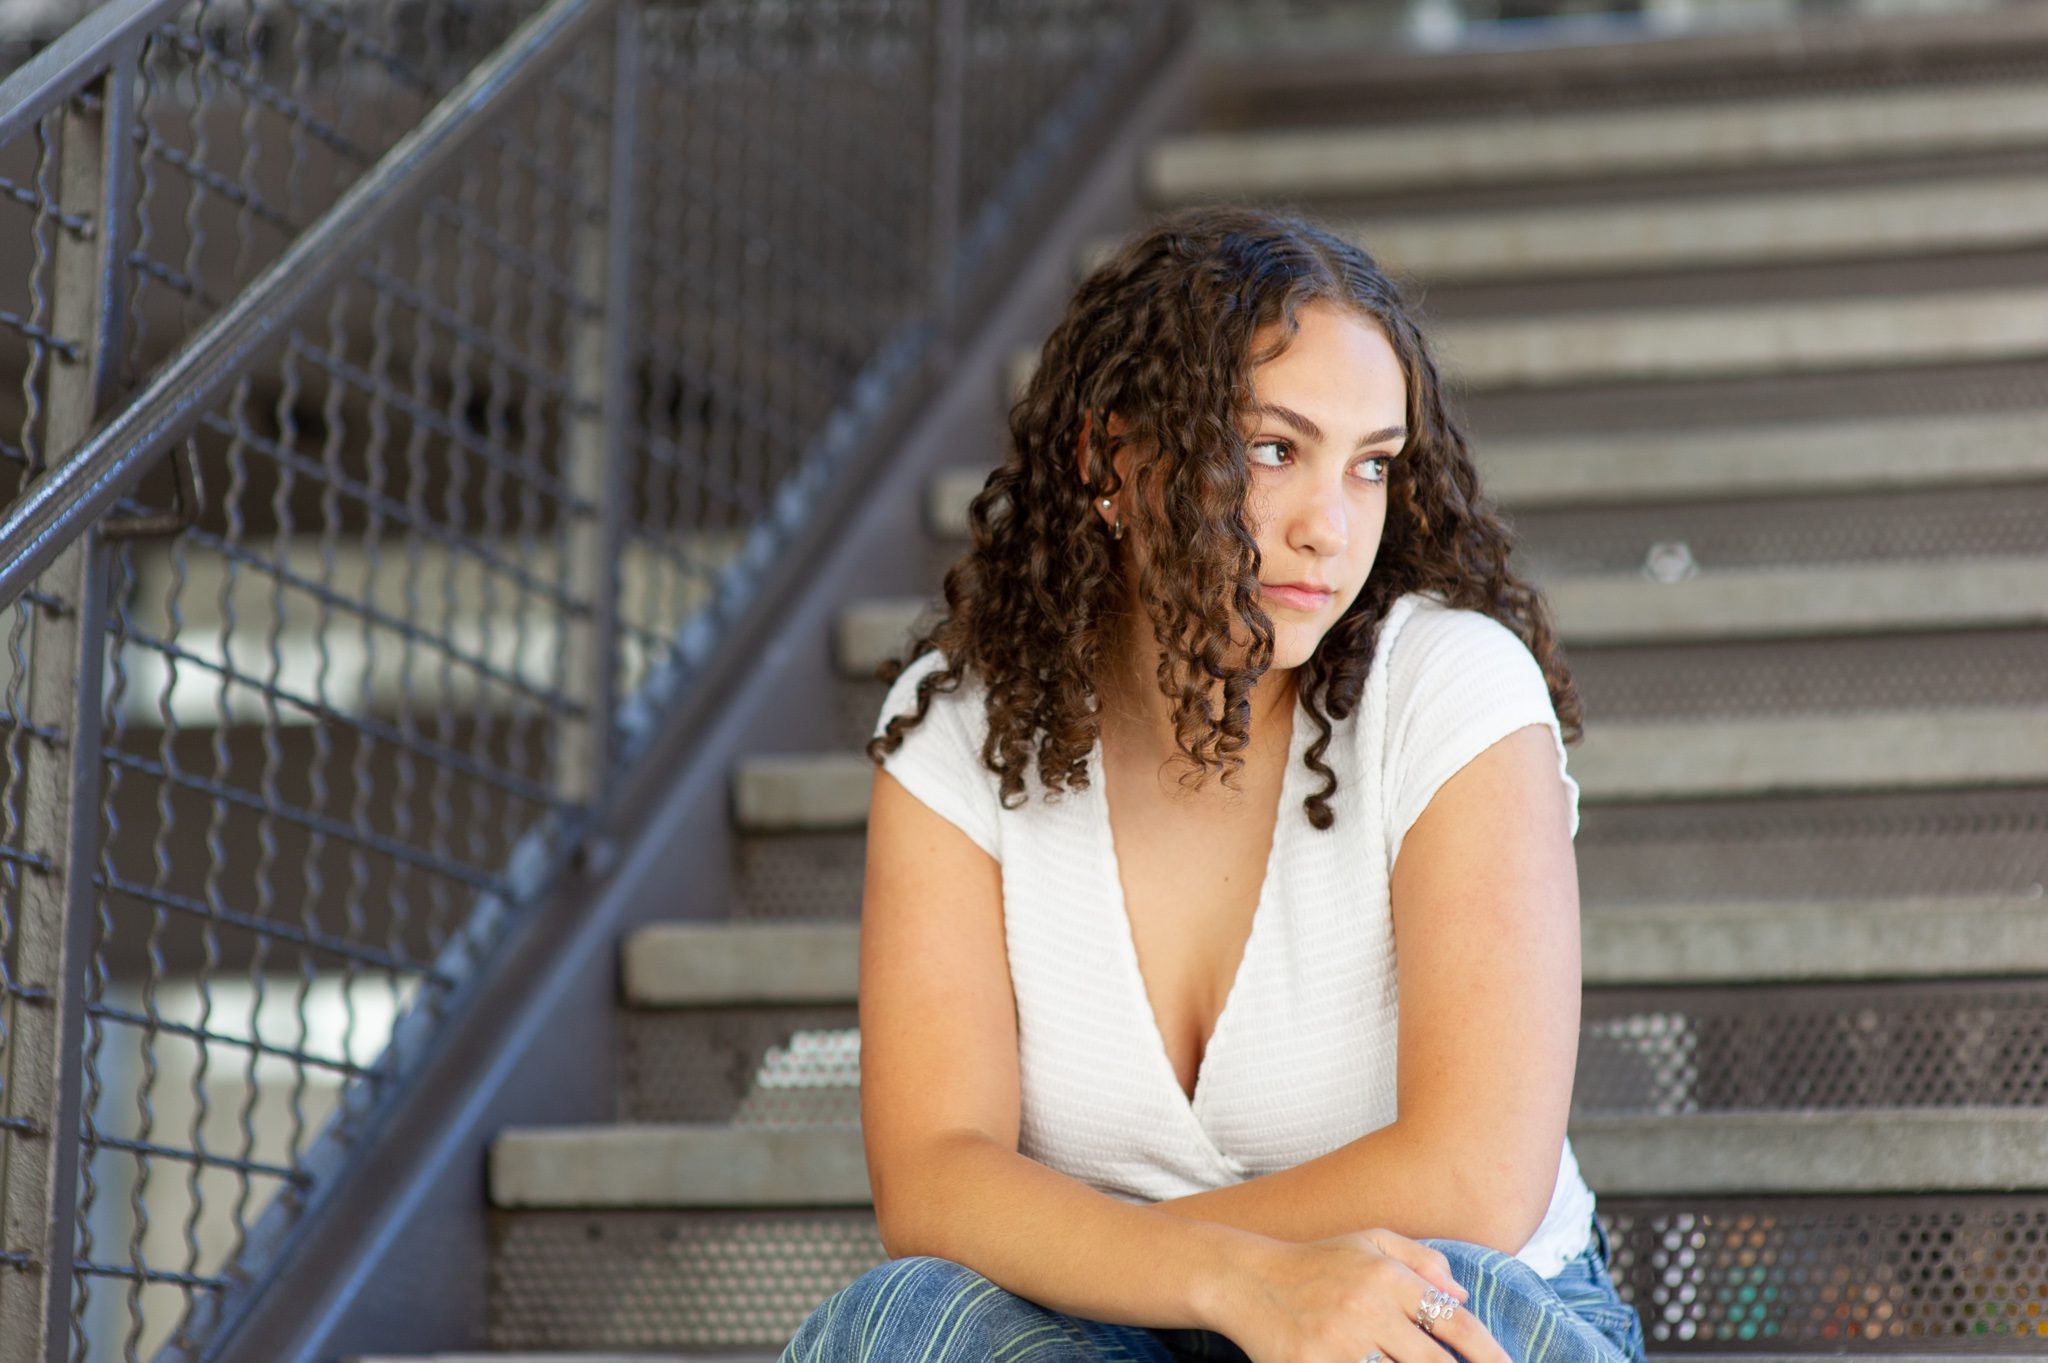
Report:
865,201,1581,831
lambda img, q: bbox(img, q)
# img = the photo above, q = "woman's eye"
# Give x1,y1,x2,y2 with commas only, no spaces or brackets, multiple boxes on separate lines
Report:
1356,456,1391,484
1248,438,1289,467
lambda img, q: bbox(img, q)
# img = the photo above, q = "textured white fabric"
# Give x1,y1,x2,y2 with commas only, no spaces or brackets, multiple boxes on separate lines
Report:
870,588,1596,1277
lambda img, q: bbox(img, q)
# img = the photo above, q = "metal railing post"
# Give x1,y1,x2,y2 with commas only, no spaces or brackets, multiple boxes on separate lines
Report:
926,0,966,369
558,0,636,809
0,39,136,1363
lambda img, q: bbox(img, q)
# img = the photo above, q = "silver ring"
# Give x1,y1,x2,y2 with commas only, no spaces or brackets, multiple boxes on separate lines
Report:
1359,1353,1384,1363
1417,1286,1460,1334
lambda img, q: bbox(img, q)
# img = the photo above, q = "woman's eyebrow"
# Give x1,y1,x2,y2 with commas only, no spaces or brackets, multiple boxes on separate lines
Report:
1248,401,1405,450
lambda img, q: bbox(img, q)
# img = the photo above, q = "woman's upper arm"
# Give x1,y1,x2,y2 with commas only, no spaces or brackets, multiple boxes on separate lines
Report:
1388,722,1581,1253
858,763,1020,1249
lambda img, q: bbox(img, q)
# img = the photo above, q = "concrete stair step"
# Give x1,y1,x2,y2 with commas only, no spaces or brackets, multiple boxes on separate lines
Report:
734,704,2048,833
1006,285,2048,398
833,555,2048,678
1142,77,2048,202
489,1110,2048,1209
1569,705,2048,801
621,890,2048,1005
491,1124,868,1209
925,408,2048,536
622,922,861,1006
105,531,750,729
1084,173,2048,285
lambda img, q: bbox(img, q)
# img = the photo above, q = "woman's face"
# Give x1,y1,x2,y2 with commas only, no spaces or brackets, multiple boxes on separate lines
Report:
1236,301,1407,670
1081,298,1408,676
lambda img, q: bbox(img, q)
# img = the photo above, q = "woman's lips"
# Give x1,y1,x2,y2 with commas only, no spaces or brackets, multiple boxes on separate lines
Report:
1262,584,1332,610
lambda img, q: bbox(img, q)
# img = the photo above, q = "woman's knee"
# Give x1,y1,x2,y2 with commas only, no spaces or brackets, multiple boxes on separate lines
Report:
1414,1237,1552,1309
782,1255,1006,1361
1418,1236,1525,1279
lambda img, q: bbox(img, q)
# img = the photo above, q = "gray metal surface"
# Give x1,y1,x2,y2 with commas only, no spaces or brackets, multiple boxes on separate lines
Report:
620,1008,861,1126
1578,981,2048,1116
1601,1195,2048,1351
488,1208,885,1354
0,0,548,530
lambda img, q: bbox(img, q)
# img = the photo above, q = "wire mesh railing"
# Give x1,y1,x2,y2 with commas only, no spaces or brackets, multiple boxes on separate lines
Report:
0,0,1189,1359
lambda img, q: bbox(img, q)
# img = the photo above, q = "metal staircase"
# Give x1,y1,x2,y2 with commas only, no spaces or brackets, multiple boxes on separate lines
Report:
468,5,2048,1358
4,1,2046,1362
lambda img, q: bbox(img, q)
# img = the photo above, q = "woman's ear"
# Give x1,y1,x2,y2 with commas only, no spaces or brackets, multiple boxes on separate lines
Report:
1076,410,1125,532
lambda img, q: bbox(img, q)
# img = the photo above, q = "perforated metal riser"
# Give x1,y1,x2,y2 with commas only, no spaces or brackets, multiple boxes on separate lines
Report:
735,832,866,921
1511,483,2048,578
1603,1197,2048,1350
1573,787,2048,905
1574,629,2048,720
1465,358,2048,443
487,1199,2048,1352
835,678,890,748
1578,981,2048,1114
621,1006,859,1124
489,1208,883,1352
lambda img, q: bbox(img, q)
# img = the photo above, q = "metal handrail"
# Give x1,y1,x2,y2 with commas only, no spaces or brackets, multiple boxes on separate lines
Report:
0,0,181,149
0,0,606,611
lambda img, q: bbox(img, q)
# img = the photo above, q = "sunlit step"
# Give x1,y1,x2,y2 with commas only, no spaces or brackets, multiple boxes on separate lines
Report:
926,409,2048,530
1437,286,2048,389
491,1124,870,1208
834,557,2048,675
623,922,862,1006
620,895,2048,1008
1571,1109,2048,1196
1005,286,2048,397
91,533,749,728
1571,706,2048,801
1084,174,2048,284
1144,78,2048,201
490,1109,2048,1209
1582,892,2048,985
734,705,2048,833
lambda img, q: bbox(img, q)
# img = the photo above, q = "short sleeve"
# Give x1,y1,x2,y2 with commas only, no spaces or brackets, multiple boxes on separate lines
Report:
1381,604,1580,873
871,649,1002,861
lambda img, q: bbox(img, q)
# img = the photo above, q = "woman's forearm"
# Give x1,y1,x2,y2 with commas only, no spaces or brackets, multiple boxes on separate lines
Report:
1146,1119,1542,1254
876,1130,1279,1332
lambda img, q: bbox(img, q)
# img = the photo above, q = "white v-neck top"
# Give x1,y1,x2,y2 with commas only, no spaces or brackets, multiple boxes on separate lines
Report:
869,589,1597,1277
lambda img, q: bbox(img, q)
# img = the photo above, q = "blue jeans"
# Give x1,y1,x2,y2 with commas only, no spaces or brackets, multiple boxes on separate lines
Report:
780,1211,1649,1363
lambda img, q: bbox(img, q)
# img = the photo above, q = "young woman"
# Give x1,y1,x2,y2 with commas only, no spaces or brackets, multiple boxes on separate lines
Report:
778,204,1648,1363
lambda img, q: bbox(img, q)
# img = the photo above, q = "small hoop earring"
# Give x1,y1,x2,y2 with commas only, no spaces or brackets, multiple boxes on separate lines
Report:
1096,496,1124,541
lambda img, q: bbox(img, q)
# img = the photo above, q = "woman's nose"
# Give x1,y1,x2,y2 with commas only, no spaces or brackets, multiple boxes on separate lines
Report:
1293,478,1349,555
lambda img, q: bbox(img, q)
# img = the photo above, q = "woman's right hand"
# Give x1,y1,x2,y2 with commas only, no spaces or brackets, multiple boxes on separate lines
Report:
1211,1228,1514,1363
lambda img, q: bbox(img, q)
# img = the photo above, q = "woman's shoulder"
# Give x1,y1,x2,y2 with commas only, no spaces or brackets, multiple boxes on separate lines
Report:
870,647,1003,858
1378,589,1542,682
872,638,983,712
872,646,988,743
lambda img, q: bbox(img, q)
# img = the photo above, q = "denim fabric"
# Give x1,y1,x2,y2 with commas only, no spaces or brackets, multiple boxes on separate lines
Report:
779,1212,1649,1363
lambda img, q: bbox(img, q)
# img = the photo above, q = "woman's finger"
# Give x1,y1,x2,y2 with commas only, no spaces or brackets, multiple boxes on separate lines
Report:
1413,1283,1514,1363
1356,1229,1471,1309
